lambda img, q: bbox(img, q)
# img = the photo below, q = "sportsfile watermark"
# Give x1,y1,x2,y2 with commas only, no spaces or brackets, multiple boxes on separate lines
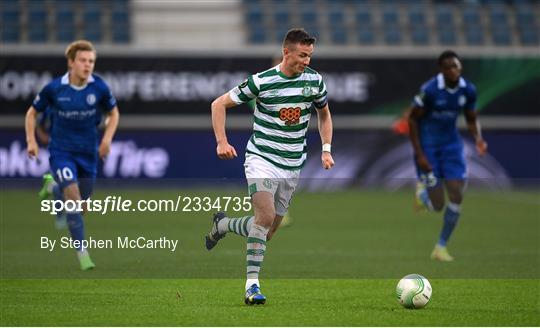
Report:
41,195,252,215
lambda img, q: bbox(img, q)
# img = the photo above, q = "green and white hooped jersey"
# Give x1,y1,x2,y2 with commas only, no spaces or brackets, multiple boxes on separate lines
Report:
229,65,328,170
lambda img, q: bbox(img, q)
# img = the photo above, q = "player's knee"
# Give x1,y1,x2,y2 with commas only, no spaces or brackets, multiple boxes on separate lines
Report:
63,184,81,201
432,202,445,212
448,194,463,204
256,211,275,228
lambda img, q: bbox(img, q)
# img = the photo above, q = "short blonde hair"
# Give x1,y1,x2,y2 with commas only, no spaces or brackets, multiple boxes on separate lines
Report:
65,40,96,61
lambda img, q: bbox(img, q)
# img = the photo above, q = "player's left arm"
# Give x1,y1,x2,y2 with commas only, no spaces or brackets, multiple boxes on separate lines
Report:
464,109,487,156
463,84,487,156
99,106,119,159
317,104,334,170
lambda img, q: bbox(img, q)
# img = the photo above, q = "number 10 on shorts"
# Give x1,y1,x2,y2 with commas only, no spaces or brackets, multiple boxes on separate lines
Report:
56,167,74,182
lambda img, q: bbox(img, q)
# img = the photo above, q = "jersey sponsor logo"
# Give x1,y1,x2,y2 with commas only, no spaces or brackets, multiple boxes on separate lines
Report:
278,107,301,126
432,110,456,119
86,94,96,105
58,109,96,120
57,97,71,101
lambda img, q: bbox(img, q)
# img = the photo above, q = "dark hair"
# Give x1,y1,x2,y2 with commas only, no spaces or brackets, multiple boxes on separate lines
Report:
438,50,460,67
283,28,316,48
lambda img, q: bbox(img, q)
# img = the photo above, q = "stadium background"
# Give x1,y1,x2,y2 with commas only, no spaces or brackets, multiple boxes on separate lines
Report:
1,0,539,186
0,0,539,326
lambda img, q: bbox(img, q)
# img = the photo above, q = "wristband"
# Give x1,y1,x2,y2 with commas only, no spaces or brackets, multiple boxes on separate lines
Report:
322,143,331,153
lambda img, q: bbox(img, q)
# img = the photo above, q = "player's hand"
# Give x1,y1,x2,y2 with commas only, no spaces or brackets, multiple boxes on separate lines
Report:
476,139,488,156
321,152,334,170
99,139,111,159
27,140,39,159
216,141,237,160
415,154,432,173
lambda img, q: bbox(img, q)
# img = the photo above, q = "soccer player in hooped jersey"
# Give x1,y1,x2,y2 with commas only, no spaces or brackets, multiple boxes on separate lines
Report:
25,40,120,270
207,28,334,305
408,50,487,262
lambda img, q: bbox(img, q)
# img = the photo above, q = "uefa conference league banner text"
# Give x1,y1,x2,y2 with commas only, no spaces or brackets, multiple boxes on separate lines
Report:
1,55,539,115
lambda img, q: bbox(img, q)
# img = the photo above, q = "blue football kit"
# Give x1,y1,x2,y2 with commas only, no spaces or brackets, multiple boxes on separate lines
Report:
33,72,117,197
412,73,477,182
37,107,52,132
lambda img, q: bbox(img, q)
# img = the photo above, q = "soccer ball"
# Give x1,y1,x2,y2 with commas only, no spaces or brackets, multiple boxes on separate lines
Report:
396,274,432,309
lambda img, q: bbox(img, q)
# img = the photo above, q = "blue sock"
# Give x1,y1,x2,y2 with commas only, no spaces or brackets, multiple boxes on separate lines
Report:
66,212,85,251
52,185,64,219
52,184,63,200
438,202,460,247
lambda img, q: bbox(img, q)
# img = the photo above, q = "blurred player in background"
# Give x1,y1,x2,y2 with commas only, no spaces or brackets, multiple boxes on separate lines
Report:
207,28,334,305
25,40,120,270
34,108,68,230
391,108,411,136
407,50,487,261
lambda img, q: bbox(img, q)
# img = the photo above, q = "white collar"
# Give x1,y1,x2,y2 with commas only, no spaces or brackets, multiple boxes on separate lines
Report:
437,73,466,92
61,72,95,85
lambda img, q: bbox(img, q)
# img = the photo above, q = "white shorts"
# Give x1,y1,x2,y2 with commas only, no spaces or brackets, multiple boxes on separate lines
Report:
244,153,300,216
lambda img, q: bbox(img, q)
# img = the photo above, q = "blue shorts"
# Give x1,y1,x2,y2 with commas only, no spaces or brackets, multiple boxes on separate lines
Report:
49,149,97,200
415,142,467,183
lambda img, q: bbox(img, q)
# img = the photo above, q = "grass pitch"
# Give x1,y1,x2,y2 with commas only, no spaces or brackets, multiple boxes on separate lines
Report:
1,188,539,326
1,279,538,326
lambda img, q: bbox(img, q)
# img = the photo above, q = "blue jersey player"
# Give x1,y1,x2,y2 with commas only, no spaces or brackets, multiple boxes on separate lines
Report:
25,40,120,270
407,50,488,262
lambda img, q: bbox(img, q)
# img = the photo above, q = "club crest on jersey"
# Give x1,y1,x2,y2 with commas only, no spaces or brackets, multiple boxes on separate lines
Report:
263,178,272,189
458,95,466,106
302,83,313,97
86,94,96,105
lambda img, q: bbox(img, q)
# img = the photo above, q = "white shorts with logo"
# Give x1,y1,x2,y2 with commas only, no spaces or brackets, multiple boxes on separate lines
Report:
244,153,300,216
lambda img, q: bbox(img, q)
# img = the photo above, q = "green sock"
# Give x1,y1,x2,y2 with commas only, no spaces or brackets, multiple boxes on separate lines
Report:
225,216,253,237
246,223,269,280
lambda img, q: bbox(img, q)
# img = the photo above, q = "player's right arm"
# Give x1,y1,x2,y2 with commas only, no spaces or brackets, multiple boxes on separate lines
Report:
25,106,39,158
408,85,433,172
26,83,53,158
211,92,239,160
408,106,432,173
213,75,260,160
